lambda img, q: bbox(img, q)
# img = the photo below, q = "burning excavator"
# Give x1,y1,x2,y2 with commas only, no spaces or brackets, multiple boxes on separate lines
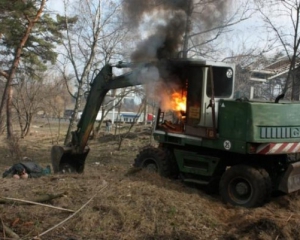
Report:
51,58,300,208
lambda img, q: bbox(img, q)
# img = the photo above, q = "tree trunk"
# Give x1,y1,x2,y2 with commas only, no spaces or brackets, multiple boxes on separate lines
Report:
17,110,25,138
24,114,32,137
64,82,84,145
181,0,192,58
142,97,147,126
114,101,123,136
6,85,13,137
291,70,300,101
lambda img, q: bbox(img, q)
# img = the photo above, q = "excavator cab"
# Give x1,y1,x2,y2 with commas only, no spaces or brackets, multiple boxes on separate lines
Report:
154,60,235,139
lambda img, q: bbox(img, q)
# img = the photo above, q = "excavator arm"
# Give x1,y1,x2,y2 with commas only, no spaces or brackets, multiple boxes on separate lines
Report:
51,63,152,173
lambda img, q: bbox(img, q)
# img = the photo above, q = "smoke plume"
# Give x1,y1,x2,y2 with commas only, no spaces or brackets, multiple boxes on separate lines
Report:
123,0,230,61
123,0,190,61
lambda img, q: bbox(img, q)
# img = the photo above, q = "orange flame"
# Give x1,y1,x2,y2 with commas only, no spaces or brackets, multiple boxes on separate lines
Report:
171,91,186,112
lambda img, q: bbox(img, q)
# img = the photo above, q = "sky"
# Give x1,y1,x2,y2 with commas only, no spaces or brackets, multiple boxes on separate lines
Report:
44,0,296,103
45,0,295,64
47,0,65,13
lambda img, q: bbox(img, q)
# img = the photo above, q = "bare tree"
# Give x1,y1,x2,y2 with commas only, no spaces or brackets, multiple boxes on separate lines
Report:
222,46,273,99
59,0,128,144
256,0,300,101
93,86,142,135
182,0,254,59
12,71,70,138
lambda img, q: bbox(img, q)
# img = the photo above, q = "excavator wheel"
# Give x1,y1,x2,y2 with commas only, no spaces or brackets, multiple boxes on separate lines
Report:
219,165,270,208
164,147,179,178
257,167,272,203
133,146,171,177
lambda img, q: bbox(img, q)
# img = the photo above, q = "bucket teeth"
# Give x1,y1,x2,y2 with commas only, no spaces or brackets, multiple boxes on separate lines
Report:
51,145,89,173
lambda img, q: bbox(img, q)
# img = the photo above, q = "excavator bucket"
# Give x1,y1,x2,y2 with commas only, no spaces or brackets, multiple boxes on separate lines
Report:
51,145,90,173
278,161,300,193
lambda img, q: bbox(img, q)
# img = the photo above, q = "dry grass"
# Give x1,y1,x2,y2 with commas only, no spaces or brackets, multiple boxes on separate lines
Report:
1,120,300,240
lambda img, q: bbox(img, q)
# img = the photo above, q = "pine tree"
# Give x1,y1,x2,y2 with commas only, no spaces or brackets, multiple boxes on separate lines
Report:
0,0,76,137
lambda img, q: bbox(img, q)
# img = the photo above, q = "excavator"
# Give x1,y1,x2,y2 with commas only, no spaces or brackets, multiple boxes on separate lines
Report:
51,58,300,208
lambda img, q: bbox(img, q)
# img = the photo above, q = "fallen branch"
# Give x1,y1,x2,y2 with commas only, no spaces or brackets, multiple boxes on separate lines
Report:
32,181,108,239
1,197,74,213
0,218,21,239
0,192,66,205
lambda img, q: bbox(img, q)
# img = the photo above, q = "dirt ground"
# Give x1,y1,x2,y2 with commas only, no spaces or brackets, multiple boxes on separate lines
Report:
1,120,300,240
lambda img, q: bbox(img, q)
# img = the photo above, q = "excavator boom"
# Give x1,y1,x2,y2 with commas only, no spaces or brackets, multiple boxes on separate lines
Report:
51,63,153,173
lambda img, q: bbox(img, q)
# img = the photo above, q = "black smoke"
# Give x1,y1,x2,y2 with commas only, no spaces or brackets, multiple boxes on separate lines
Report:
123,0,191,61
123,0,230,61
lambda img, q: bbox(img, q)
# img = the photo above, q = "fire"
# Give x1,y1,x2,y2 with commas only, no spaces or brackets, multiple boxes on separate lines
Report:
171,91,186,112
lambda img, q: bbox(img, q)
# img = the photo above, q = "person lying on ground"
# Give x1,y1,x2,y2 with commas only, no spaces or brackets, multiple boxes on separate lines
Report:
2,160,51,179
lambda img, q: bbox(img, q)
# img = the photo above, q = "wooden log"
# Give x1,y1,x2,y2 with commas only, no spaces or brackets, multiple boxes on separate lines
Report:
1,197,74,213
0,192,66,205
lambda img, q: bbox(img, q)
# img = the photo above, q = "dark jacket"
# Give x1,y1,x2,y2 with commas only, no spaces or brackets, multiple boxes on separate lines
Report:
2,162,51,178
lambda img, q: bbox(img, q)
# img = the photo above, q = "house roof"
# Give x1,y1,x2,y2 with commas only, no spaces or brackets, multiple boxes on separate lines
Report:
250,57,300,82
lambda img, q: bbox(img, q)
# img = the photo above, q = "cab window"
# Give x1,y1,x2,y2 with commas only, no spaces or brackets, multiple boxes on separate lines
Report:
206,67,233,98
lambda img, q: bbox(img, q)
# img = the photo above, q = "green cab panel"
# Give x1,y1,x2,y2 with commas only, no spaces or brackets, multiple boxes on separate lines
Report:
218,100,300,143
153,131,247,154
173,149,220,177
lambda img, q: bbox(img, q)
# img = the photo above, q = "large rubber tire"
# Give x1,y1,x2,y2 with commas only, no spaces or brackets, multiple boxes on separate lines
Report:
258,167,272,203
164,148,179,178
133,146,171,177
219,165,269,208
